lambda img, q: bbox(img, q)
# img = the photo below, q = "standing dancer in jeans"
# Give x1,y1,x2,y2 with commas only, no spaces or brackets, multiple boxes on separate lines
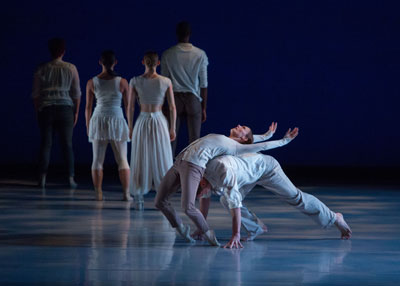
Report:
32,38,81,188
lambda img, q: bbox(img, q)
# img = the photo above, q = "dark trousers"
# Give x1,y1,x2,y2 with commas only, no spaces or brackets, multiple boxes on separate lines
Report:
165,92,202,156
37,105,75,176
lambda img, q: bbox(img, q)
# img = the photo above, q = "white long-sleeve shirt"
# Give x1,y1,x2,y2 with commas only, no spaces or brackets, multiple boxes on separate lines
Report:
179,134,291,169
161,43,208,101
203,153,275,209
32,59,81,111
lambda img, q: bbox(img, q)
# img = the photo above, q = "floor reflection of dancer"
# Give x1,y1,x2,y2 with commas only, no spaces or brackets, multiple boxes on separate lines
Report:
32,38,81,188
128,51,176,210
155,123,297,246
85,50,131,201
197,151,352,249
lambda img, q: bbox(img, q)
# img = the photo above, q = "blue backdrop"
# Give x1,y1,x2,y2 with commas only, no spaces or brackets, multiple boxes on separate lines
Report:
1,0,398,168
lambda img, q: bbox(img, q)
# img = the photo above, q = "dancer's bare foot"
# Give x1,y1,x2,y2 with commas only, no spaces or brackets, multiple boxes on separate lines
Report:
256,216,268,233
122,190,133,202
242,217,268,241
95,189,103,201
242,226,268,241
334,213,352,239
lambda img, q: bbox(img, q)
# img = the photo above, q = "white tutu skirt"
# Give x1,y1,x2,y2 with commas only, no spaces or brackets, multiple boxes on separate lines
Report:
129,111,173,196
88,108,130,142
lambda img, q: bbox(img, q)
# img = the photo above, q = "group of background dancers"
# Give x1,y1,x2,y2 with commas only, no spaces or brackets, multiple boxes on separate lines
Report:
32,22,352,248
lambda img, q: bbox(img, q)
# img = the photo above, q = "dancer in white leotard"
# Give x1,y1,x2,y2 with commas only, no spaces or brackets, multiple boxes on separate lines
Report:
128,51,176,210
85,50,131,201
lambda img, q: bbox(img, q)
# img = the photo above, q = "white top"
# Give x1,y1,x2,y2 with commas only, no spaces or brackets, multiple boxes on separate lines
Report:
161,43,208,101
88,76,129,142
179,134,292,169
129,75,171,105
203,153,275,209
253,130,274,143
92,77,123,115
32,59,81,111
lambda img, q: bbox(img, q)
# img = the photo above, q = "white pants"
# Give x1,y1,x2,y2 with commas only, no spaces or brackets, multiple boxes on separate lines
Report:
91,140,129,170
220,157,336,236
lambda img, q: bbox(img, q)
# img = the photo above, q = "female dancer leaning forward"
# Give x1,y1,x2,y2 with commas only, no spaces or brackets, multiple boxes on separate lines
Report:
85,50,131,201
128,51,176,210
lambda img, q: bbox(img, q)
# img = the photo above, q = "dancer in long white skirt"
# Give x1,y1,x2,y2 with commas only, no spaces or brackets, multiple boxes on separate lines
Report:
85,50,131,201
128,51,177,210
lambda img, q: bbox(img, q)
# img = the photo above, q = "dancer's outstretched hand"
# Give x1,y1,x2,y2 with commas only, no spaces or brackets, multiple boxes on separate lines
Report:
268,122,278,134
224,233,243,249
283,127,299,140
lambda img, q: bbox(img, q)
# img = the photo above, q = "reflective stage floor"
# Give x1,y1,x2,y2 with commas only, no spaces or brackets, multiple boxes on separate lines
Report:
0,180,399,285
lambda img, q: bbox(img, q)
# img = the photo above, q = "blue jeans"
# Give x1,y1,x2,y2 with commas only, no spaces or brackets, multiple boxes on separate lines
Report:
38,105,75,176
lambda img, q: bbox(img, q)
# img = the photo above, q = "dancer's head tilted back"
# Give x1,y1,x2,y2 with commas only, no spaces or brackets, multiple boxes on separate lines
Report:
100,50,118,76
229,125,254,144
143,51,159,70
48,38,65,59
176,21,191,43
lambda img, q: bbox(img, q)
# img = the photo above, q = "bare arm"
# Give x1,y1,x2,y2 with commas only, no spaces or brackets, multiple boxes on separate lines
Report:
199,197,211,219
200,87,207,123
72,97,81,127
199,54,208,123
165,83,176,141
70,65,82,127
85,79,94,136
128,86,137,139
224,208,243,249
120,78,130,119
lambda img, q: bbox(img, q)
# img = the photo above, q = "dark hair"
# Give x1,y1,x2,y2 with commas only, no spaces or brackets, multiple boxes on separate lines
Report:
100,50,118,76
242,128,254,145
144,51,159,68
48,38,65,59
176,21,191,42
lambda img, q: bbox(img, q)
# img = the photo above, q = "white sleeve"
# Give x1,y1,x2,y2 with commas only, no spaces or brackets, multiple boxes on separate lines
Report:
253,130,274,143
160,54,170,78
69,65,81,99
129,77,136,88
235,137,292,154
223,185,243,209
198,52,208,88
220,169,243,209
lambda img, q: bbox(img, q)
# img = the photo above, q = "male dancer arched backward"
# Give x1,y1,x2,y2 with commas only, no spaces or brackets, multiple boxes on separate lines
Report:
196,151,352,249
155,122,298,246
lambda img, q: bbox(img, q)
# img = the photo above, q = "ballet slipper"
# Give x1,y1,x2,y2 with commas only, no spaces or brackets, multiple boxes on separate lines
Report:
176,224,196,243
203,230,221,247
